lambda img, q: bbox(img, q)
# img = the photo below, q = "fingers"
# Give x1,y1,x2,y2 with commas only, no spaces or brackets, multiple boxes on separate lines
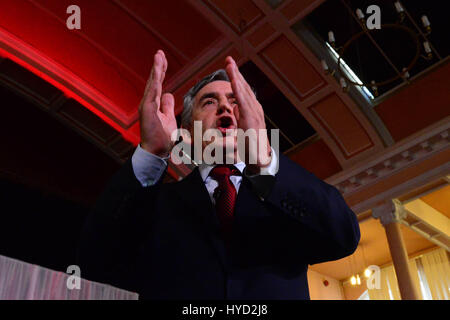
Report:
160,50,168,83
225,56,239,85
161,92,175,117
225,57,254,112
225,56,254,96
141,50,167,112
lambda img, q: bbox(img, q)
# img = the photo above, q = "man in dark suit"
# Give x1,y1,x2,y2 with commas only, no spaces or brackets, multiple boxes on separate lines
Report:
78,50,360,299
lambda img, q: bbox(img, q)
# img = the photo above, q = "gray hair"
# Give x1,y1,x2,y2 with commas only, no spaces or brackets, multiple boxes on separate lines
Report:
181,69,230,128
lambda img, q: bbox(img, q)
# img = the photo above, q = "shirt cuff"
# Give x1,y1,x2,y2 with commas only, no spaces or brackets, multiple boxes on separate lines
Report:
131,144,169,187
243,147,278,200
245,146,279,177
259,146,279,176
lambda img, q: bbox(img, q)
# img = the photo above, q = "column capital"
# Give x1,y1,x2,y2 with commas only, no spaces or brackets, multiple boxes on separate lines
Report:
372,199,407,225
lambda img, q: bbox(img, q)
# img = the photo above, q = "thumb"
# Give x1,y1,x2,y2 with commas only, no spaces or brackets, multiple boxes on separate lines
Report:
161,93,175,116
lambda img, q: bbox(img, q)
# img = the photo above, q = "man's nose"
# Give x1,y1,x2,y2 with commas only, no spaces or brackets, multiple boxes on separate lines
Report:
217,99,234,115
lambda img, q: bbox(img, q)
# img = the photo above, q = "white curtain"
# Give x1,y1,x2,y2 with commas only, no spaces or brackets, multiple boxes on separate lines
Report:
385,265,401,300
367,265,397,300
368,248,449,300
367,261,423,300
408,259,423,300
0,255,138,300
419,248,450,300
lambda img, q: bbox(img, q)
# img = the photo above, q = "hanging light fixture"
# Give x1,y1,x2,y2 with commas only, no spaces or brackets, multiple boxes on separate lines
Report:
321,59,329,73
340,77,348,92
423,41,433,59
394,1,405,22
402,67,410,79
370,80,379,97
328,30,335,48
356,8,365,24
421,15,431,33
325,1,433,99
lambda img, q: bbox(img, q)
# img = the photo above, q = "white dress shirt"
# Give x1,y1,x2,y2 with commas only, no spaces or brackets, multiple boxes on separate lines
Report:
131,144,278,204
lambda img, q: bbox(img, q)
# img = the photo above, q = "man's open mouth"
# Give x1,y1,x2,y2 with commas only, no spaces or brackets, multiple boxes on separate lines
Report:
216,116,236,135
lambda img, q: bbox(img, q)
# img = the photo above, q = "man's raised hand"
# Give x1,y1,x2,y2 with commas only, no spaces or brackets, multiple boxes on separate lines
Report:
139,50,177,158
225,56,272,169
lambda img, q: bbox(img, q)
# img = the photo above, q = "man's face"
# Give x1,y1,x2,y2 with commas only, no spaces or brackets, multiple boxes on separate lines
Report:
189,80,240,151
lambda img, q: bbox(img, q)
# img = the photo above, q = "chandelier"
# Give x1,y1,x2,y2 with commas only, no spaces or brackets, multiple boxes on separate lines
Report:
320,1,434,98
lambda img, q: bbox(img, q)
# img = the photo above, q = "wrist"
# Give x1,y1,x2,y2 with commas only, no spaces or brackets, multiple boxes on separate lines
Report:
140,142,170,158
246,146,272,174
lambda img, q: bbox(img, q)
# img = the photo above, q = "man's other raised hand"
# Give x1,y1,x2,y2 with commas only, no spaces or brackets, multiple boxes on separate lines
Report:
139,50,177,158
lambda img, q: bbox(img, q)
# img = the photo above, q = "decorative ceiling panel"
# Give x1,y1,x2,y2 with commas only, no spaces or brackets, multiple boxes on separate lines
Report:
260,35,325,99
375,62,450,142
246,22,275,48
205,0,264,34
116,0,220,61
309,93,374,158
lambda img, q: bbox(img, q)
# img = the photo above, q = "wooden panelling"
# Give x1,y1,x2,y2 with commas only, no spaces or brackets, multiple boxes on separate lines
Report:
206,0,264,34
309,94,374,158
375,62,450,142
246,22,276,48
117,0,221,61
260,35,325,99
288,139,342,180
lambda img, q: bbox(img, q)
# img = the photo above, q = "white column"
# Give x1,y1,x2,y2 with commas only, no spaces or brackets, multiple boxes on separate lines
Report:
372,199,421,300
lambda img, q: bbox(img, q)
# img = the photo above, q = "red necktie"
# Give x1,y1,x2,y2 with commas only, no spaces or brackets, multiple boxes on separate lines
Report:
209,165,240,243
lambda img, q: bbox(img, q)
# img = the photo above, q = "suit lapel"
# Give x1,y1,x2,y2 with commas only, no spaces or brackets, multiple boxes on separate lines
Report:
175,168,229,273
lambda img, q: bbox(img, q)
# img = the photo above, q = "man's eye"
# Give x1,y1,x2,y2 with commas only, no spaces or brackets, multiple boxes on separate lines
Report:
204,100,215,106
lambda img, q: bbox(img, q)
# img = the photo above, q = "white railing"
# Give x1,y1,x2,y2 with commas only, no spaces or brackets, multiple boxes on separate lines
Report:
0,255,138,300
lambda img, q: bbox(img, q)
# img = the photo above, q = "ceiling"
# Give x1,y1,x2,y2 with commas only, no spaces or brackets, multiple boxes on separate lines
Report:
421,185,450,219
0,1,447,180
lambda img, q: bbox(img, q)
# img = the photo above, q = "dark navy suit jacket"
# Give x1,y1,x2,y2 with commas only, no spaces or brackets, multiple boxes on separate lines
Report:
78,153,360,299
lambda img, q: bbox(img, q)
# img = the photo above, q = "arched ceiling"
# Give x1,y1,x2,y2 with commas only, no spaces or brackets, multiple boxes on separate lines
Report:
0,0,448,210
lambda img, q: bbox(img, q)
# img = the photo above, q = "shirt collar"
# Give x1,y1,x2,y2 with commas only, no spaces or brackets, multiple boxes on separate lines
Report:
198,162,246,182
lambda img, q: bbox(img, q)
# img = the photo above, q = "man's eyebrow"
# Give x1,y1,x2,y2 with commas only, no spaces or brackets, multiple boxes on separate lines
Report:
198,92,218,103
198,92,235,103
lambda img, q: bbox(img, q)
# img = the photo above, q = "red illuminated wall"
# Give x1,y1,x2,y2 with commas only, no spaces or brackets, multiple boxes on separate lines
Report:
0,0,221,145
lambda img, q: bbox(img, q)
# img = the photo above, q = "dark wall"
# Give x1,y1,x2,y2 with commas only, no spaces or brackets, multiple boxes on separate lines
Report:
0,179,88,272
0,82,120,272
